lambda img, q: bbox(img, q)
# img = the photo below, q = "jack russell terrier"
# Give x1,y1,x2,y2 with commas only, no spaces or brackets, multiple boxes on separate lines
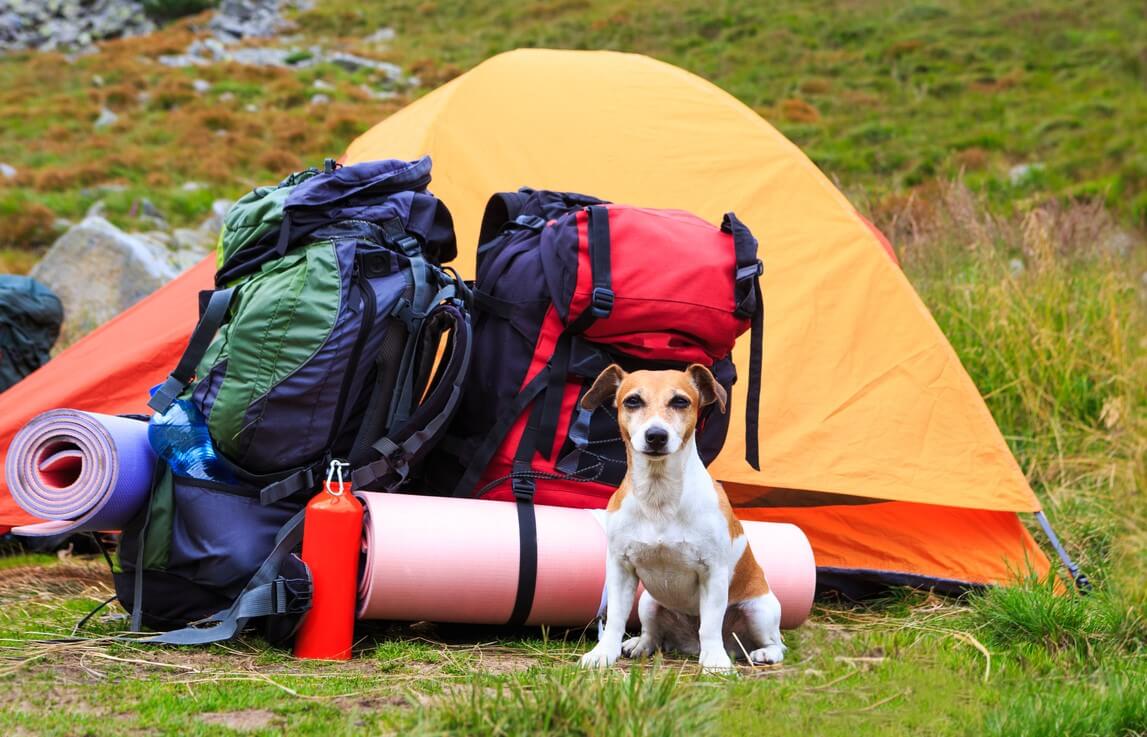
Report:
578,364,785,673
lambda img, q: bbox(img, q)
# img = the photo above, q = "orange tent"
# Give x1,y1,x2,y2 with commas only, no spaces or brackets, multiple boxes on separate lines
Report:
1,49,1063,594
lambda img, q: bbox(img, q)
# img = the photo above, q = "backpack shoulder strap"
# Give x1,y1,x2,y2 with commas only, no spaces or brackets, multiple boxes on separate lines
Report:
351,299,472,490
147,287,236,414
478,189,536,245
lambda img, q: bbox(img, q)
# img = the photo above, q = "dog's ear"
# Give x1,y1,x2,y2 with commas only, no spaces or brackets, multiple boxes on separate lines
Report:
687,364,727,414
582,364,627,411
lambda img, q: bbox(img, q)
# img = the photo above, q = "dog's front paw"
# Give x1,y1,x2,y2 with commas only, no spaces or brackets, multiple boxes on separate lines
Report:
749,645,786,665
699,649,734,674
621,635,657,659
580,645,620,669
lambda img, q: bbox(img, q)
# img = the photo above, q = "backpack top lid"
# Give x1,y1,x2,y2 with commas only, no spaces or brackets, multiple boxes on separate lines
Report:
216,156,456,286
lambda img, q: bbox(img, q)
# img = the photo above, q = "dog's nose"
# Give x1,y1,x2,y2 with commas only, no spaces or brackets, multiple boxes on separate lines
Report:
644,427,669,450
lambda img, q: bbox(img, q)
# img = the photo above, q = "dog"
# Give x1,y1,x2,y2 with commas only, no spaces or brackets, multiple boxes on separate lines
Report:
578,364,785,673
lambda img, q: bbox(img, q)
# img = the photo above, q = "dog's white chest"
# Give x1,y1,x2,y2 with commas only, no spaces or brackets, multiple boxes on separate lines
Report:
623,534,708,614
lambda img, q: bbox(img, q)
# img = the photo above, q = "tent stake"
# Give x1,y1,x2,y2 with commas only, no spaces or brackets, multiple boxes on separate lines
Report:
1034,511,1091,594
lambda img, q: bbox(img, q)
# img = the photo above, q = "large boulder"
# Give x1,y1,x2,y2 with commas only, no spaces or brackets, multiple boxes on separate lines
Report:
30,216,181,344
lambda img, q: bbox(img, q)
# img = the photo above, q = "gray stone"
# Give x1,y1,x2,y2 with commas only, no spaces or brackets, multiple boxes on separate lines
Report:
364,27,396,44
30,216,180,340
93,106,118,129
1009,163,1044,186
0,0,155,53
192,78,212,93
312,78,333,90
0,162,16,179
328,51,404,81
181,181,205,192
309,93,330,105
1104,230,1134,258
86,200,107,219
359,85,397,101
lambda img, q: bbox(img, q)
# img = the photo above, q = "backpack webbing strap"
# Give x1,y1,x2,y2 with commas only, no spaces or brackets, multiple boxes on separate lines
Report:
260,460,323,506
722,212,764,471
136,510,310,645
502,206,615,626
147,288,235,414
352,302,472,490
533,205,613,461
451,367,552,498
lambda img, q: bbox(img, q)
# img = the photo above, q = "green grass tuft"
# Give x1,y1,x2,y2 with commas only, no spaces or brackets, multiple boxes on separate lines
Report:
415,665,718,737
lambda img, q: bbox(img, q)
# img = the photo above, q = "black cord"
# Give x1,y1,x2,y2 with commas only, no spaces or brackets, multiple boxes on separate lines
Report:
71,595,118,636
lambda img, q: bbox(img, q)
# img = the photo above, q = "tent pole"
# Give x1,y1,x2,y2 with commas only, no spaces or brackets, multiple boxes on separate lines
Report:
1034,511,1091,594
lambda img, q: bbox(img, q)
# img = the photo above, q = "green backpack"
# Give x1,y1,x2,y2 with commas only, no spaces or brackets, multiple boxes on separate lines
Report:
115,157,472,643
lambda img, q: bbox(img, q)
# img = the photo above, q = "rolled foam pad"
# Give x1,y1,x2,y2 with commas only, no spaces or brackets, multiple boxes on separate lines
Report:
356,492,815,629
6,410,155,537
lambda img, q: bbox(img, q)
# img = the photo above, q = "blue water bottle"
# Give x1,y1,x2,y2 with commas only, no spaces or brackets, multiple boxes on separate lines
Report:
148,397,236,483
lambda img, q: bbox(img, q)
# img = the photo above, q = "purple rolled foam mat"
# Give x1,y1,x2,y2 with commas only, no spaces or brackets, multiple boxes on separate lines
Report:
6,410,155,537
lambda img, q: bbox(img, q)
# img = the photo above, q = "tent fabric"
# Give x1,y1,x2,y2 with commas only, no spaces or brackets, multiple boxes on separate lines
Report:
0,48,1052,588
342,48,1039,515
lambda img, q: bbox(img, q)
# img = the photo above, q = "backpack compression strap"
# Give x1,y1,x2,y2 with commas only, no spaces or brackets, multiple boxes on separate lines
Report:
147,287,236,414
723,212,764,471
135,510,311,645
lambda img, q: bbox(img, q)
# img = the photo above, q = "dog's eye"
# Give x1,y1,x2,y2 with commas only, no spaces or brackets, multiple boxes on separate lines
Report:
622,394,644,409
668,395,691,409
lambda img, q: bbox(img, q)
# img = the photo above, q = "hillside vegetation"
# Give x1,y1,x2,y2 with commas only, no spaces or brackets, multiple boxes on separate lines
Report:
0,1,1145,736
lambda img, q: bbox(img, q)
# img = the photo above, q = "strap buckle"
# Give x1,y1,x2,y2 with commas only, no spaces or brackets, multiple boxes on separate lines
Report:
513,214,546,231
511,461,535,503
272,576,313,615
737,260,764,281
147,375,186,413
589,287,615,319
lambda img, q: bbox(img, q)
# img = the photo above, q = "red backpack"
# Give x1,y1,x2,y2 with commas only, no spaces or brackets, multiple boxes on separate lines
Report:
423,188,763,623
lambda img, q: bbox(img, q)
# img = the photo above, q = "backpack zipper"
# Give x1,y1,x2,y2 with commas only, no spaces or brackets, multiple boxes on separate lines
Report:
329,262,376,450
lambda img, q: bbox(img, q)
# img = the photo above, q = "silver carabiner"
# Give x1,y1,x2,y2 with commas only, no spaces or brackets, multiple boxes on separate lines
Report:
325,459,350,496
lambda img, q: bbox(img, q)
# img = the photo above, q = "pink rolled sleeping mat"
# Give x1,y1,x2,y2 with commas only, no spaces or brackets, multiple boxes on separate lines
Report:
356,492,815,629
6,410,155,536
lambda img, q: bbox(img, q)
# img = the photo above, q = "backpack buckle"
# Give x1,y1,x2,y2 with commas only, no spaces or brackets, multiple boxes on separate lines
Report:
590,287,614,319
511,460,535,502
736,260,764,281
512,214,546,231
272,576,313,615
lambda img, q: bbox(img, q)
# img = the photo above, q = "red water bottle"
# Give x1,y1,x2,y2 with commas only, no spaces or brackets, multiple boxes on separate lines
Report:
294,460,363,660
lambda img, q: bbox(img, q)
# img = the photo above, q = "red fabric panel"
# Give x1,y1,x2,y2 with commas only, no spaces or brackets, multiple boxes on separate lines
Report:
566,206,749,363
0,257,216,527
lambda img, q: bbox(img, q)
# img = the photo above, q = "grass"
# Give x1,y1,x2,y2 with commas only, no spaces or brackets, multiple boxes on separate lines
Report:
0,0,1145,263
2,0,1146,734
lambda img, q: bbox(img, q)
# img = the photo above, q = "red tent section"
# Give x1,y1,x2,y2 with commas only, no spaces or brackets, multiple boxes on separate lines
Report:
0,258,214,533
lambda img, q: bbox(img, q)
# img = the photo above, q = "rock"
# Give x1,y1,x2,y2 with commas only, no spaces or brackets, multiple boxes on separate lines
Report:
309,93,330,105
219,91,234,102
360,85,397,101
0,0,155,53
181,181,205,191
93,106,118,129
364,27,396,45
312,78,333,90
210,0,293,41
0,162,16,179
192,78,211,93
1009,163,1043,186
86,200,107,219
30,217,180,341
328,51,404,81
1104,230,1134,258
